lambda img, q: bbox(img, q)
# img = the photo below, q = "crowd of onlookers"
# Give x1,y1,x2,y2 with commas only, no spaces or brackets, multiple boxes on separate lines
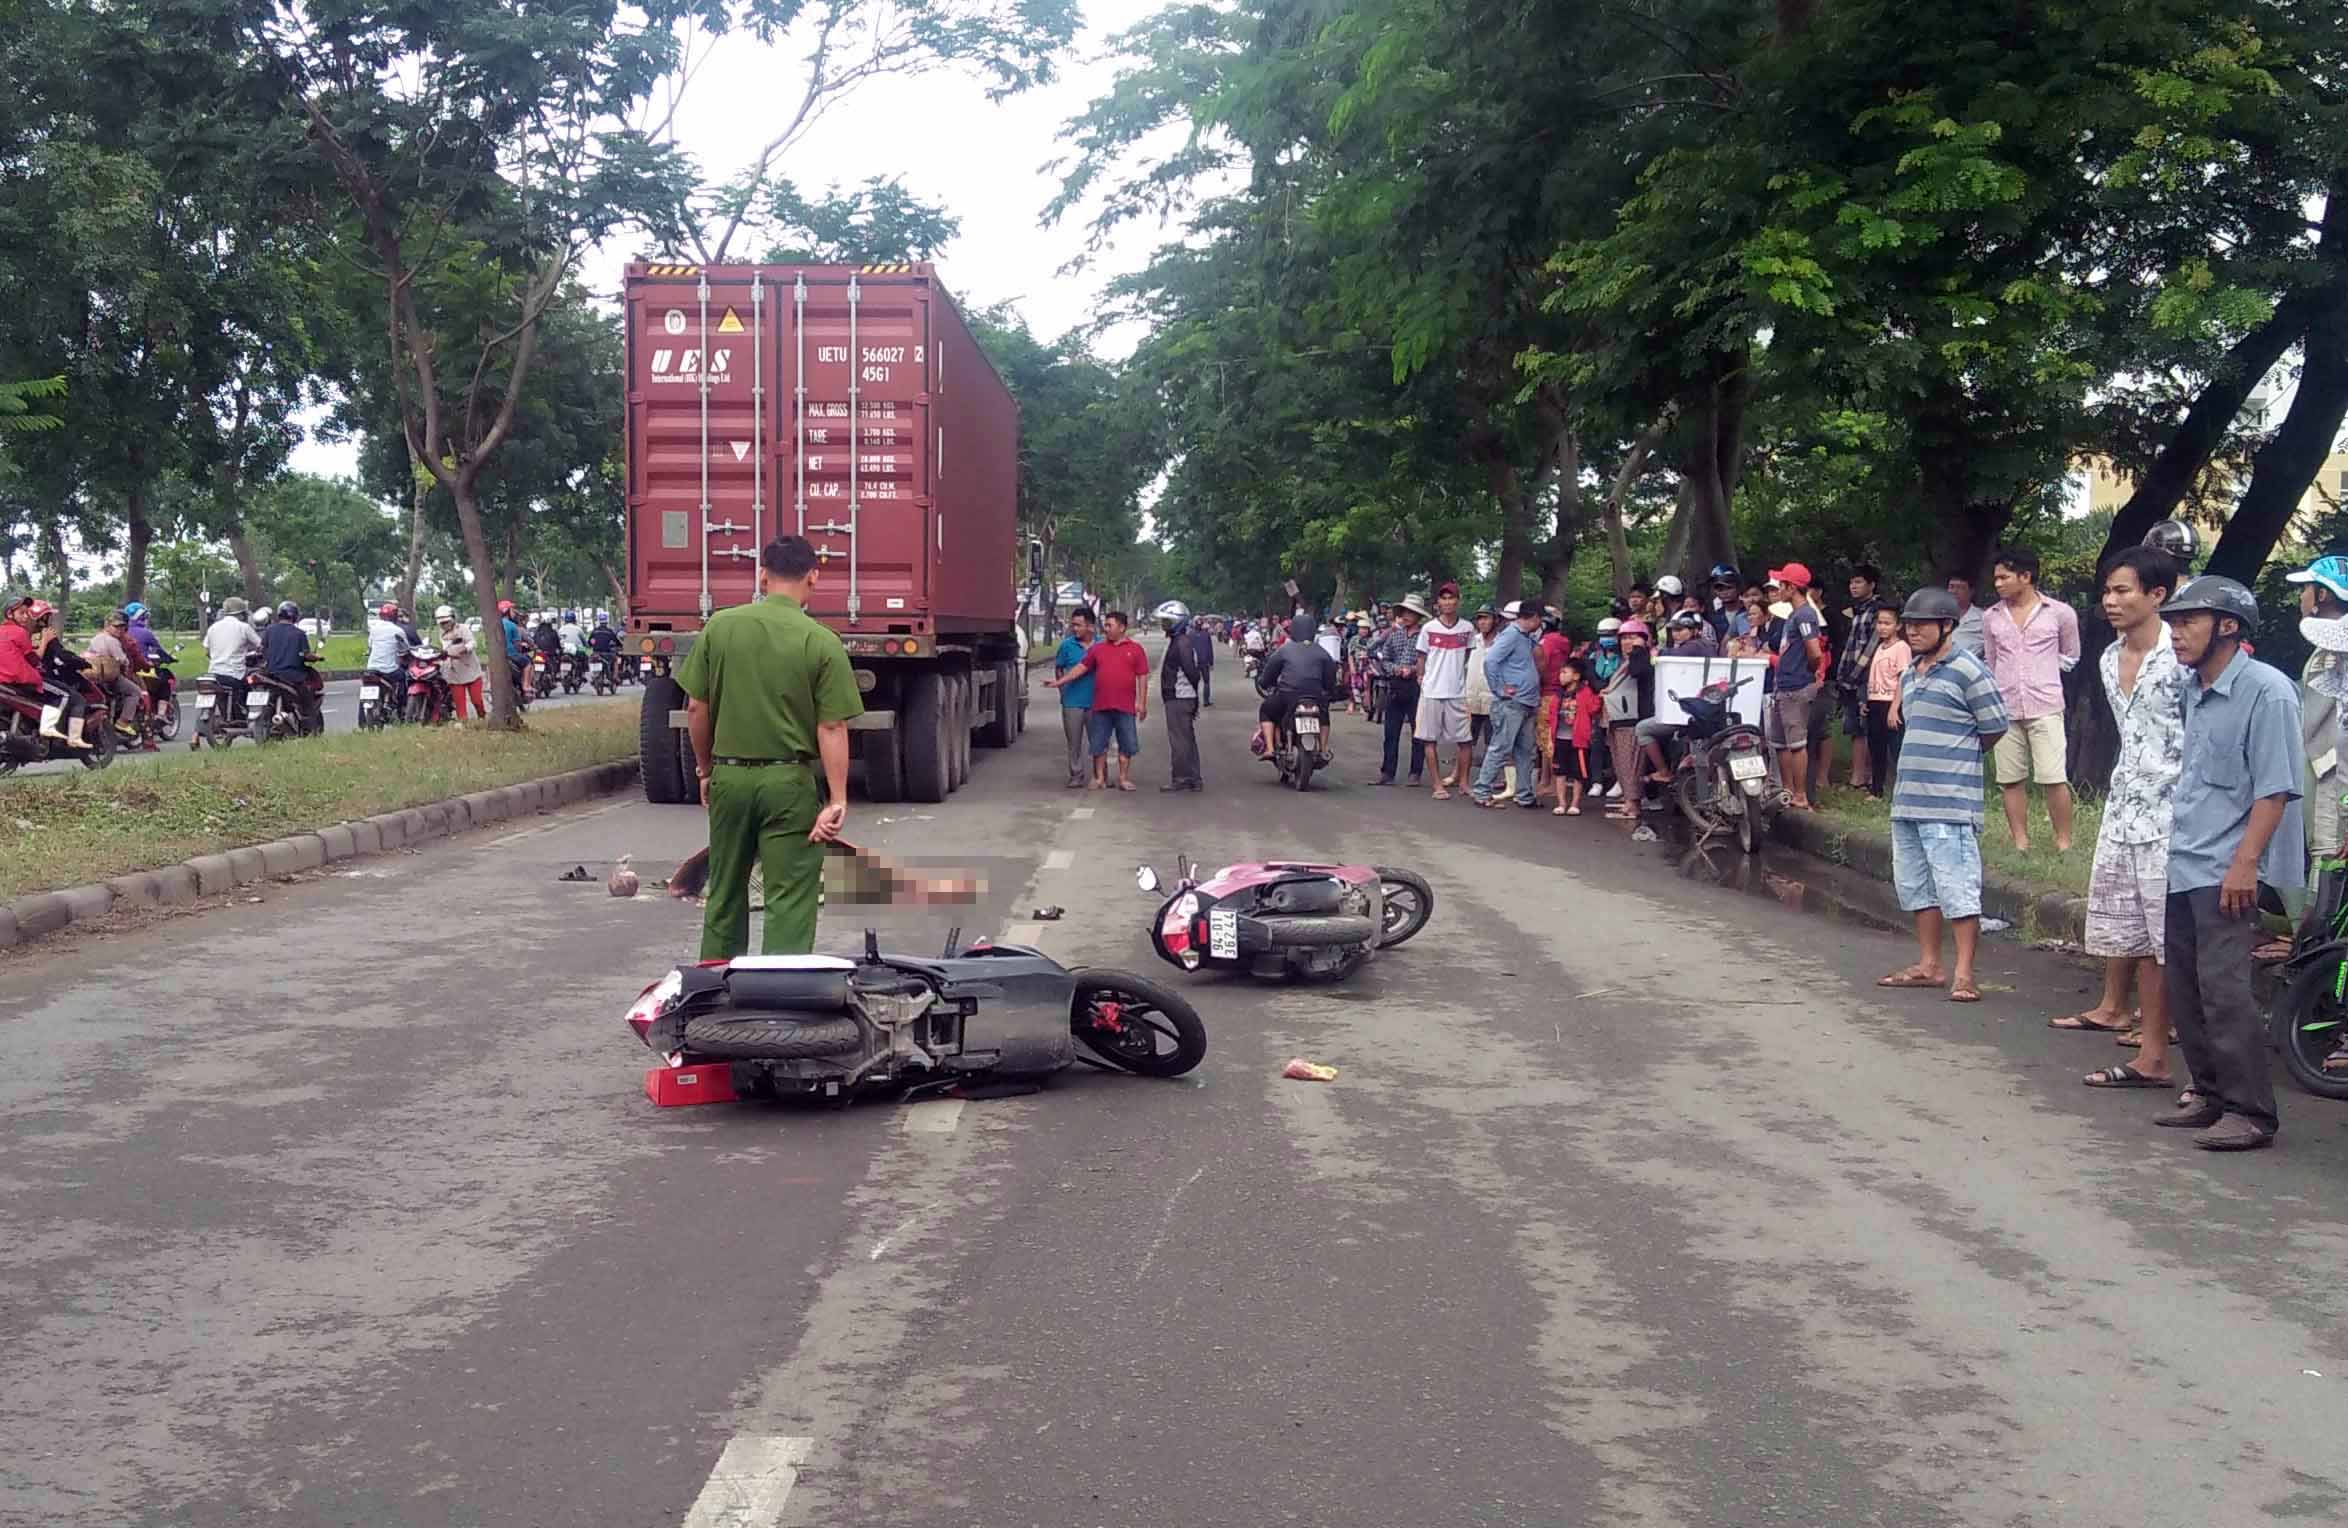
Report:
1197,537,2341,1154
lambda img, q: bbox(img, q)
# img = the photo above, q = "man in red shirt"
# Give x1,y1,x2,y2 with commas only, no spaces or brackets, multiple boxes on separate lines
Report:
1044,608,1151,791
2,596,86,746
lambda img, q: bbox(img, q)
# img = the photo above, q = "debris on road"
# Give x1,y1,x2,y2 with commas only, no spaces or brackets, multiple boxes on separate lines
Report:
556,864,593,882
1282,1058,1338,1082
1031,905,1065,921
608,855,640,898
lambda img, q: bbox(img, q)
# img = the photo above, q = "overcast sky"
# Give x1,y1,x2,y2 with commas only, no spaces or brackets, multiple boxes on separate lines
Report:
292,0,1179,483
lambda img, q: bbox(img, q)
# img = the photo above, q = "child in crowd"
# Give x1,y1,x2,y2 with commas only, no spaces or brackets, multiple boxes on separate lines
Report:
1553,661,1601,816
1864,604,1910,798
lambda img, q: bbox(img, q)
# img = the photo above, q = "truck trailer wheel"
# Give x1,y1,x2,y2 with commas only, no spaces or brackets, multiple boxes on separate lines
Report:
861,724,904,803
978,660,1017,749
948,672,971,790
902,670,950,803
640,675,693,804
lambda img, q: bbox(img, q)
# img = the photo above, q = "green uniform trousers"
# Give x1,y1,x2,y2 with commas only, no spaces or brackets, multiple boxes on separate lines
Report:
701,762,824,959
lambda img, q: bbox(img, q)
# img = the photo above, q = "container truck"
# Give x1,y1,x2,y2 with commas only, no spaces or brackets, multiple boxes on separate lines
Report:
621,261,1027,804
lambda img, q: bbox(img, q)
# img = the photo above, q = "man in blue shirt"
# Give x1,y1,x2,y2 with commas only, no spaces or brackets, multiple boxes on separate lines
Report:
1054,608,1096,789
2157,576,2303,1150
1470,600,1544,808
1877,588,2007,1004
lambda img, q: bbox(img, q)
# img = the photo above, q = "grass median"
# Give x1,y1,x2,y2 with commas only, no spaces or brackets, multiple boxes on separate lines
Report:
1805,730,2097,901
0,701,638,903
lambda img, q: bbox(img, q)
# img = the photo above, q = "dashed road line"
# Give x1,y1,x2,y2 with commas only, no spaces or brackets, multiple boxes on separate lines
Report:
1070,807,1095,820
680,1434,813,1528
1042,849,1074,871
902,1099,963,1134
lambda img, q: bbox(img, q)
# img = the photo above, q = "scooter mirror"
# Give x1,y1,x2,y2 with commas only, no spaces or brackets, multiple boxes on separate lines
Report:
1135,865,1161,894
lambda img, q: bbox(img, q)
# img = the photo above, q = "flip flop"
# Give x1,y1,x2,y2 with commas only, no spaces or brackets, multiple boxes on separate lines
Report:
1876,970,1943,989
1552,806,1566,816
2085,1064,2172,1089
1948,983,1982,1003
2050,1012,2130,1032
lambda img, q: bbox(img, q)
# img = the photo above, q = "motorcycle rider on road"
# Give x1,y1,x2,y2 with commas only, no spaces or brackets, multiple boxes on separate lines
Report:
260,601,317,724
587,611,620,682
364,602,411,715
3,596,91,748
1253,614,1340,760
558,609,588,686
202,595,262,725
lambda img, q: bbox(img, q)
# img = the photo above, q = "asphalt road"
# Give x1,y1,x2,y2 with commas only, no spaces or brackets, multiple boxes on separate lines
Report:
7,671,614,778
2,686,2344,1527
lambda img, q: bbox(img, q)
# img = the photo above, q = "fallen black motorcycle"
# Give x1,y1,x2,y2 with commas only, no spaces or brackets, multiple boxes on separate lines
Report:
625,930,1207,1103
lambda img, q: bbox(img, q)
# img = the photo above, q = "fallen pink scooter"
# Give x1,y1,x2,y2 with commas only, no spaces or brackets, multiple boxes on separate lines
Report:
1134,855,1435,982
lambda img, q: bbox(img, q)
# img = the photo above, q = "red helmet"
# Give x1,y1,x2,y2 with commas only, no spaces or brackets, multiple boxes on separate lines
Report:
497,599,515,616
378,602,399,618
21,599,54,622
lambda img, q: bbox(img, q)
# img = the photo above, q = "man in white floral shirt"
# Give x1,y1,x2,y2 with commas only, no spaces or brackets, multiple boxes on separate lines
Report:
2059,546,2186,1093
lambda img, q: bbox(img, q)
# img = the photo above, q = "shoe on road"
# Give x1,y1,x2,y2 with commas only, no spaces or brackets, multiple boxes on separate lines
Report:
2155,1096,2224,1130
2192,1115,2274,1151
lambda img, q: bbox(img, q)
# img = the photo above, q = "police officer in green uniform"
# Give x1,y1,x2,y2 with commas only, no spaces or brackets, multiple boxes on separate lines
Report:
677,535,865,958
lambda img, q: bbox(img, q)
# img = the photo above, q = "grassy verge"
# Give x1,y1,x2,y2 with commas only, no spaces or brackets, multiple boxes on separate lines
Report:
1805,733,2097,900
0,702,636,902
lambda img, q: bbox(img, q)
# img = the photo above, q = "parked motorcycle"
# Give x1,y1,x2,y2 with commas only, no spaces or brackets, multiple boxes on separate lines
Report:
1136,856,1435,982
402,649,454,724
1667,675,1780,854
0,673,118,773
625,929,1206,1102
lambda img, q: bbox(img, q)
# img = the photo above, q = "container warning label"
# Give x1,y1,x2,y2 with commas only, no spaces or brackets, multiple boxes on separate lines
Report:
716,308,744,334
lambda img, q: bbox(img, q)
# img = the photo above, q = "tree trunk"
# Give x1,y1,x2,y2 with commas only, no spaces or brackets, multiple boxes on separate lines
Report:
226,524,265,607
457,483,523,727
41,519,70,626
597,556,628,610
124,484,152,604
2101,174,2345,567
1661,357,1745,583
1603,412,1671,597
2208,296,2348,583
400,473,429,613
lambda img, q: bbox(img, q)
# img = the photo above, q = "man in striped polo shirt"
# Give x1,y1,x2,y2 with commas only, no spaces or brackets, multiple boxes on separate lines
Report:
1877,587,2010,1004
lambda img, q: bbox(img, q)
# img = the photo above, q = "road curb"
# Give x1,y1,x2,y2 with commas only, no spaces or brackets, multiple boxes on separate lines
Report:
1769,810,2087,943
0,759,640,951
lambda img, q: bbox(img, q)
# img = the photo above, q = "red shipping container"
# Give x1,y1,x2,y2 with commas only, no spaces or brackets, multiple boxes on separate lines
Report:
644,1062,738,1107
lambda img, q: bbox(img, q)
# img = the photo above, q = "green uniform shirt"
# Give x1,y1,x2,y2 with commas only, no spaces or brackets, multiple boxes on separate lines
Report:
675,593,864,759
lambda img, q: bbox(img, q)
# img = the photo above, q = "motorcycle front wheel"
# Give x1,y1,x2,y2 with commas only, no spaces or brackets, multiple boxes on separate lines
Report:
1373,866,1435,948
1675,764,1721,834
2274,953,2348,1100
156,700,179,742
1071,969,1207,1077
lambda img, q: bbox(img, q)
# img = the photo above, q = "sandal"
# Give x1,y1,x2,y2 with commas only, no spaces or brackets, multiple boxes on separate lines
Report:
1432,787,1452,800
2084,1063,2172,1089
2050,1011,2129,1033
1948,982,1982,1003
1876,968,1943,989
1552,806,1567,816
2252,938,2294,963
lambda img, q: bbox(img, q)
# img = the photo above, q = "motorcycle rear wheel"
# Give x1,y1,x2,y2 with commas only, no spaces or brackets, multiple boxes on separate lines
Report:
1292,747,1318,791
1373,866,1435,948
156,701,179,742
1256,912,1377,948
1071,969,1206,1077
681,1013,864,1061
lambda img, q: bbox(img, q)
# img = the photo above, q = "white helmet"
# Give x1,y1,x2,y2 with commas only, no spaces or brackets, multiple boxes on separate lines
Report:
1153,599,1192,629
1596,616,1623,634
434,605,455,621
1655,574,1685,597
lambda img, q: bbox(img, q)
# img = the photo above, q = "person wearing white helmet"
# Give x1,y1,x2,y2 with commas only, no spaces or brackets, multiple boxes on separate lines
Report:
435,604,486,721
1154,600,1205,792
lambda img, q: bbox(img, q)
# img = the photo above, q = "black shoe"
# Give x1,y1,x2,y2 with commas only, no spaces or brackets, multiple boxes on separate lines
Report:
1374,776,1395,786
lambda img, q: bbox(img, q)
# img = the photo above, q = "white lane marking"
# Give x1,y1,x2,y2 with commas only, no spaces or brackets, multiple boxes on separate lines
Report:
680,1434,813,1528
867,1210,924,1261
1002,922,1045,946
1071,807,1095,820
902,1099,963,1134
1042,849,1074,871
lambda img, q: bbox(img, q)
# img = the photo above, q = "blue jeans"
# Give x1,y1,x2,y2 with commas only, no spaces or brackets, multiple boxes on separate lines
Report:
1474,698,1538,803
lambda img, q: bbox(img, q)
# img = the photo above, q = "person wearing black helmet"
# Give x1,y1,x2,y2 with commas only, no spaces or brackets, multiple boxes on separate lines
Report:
1876,586,2008,1005
2157,574,2303,1150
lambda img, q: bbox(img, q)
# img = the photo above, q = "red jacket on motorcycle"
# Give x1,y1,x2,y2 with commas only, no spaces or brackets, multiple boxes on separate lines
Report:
0,621,40,687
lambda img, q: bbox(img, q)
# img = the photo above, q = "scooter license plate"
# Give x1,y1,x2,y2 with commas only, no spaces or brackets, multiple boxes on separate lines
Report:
1296,715,1321,736
1208,908,1239,960
359,685,379,703
196,693,214,711
1728,754,1767,780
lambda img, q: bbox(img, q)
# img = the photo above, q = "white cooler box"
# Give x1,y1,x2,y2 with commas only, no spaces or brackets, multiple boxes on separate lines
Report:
1652,655,1770,729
